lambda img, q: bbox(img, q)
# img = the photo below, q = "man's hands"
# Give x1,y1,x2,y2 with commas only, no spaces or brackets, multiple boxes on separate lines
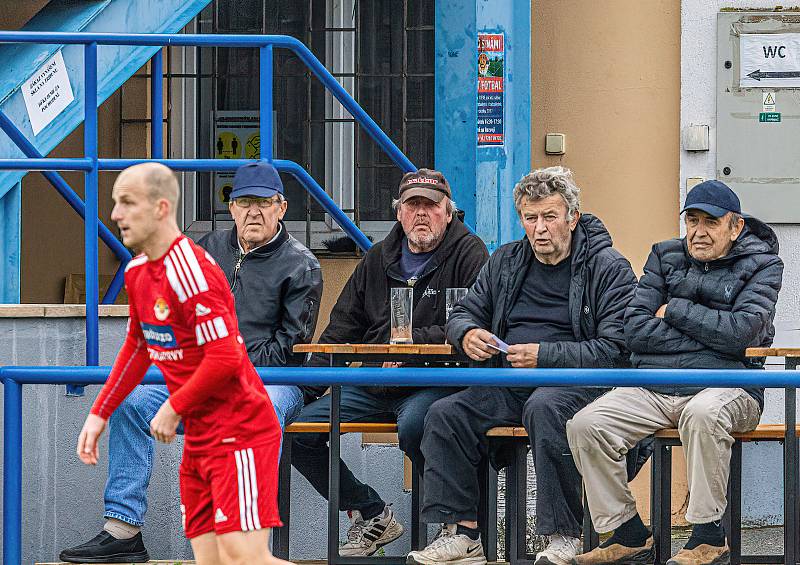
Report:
462,328,501,361
655,304,668,318
150,399,182,444
507,343,539,368
77,414,107,465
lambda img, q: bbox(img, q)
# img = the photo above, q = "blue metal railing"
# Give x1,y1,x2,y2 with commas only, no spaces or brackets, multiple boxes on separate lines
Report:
1,365,799,564
0,31,417,386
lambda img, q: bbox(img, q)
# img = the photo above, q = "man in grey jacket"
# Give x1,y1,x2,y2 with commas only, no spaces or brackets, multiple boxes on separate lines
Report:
568,180,783,565
407,167,637,565
60,161,322,563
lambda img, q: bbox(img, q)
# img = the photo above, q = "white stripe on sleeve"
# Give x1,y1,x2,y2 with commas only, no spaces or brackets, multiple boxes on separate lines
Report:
179,239,209,292
164,257,188,303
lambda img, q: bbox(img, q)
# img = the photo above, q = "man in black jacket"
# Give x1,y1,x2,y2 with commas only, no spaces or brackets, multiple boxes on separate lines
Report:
568,180,783,565
292,169,489,556
60,161,322,563
407,167,637,565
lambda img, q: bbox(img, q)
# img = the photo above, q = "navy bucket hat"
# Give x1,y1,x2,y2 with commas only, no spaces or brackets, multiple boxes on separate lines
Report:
231,161,284,199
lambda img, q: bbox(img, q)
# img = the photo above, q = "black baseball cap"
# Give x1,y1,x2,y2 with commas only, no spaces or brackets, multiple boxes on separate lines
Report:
231,161,284,199
398,169,452,203
681,180,741,218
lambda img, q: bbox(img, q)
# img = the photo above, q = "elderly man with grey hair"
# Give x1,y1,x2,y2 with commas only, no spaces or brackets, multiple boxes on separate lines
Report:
407,166,637,565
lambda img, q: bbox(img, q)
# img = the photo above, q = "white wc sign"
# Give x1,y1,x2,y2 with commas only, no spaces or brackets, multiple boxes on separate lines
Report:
21,50,75,135
740,33,800,88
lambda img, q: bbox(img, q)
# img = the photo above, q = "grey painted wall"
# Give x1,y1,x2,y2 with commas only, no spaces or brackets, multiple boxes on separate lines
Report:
680,1,800,526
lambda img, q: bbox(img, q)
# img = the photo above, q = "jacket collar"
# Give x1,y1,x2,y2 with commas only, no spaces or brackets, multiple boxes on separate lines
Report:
227,220,290,257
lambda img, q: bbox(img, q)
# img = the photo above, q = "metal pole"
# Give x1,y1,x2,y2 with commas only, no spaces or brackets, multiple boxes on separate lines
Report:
151,49,164,159
83,42,100,385
3,378,23,565
260,45,273,162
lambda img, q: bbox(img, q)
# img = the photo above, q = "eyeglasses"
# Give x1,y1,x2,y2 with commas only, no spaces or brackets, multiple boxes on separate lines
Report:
232,197,281,209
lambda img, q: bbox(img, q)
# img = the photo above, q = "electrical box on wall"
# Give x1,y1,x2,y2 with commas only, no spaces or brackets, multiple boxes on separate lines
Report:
717,13,800,222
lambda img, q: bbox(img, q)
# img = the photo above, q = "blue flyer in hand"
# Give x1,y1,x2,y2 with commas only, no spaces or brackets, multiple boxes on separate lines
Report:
488,334,510,353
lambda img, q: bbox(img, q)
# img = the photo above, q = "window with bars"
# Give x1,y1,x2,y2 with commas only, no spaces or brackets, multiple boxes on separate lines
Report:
133,0,435,251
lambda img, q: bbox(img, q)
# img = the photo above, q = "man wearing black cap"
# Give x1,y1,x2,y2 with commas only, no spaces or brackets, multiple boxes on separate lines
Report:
291,168,489,556
60,161,322,563
568,180,784,565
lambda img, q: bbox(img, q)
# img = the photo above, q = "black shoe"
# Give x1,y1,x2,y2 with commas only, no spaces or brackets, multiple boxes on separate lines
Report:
59,530,149,563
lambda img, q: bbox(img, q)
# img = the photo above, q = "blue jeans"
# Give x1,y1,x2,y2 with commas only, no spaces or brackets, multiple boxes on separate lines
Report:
104,384,303,526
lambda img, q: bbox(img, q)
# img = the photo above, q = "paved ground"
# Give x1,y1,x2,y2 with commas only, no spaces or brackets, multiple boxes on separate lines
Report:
670,526,784,558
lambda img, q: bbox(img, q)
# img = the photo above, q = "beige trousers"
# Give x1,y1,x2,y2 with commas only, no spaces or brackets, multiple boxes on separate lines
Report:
566,387,761,533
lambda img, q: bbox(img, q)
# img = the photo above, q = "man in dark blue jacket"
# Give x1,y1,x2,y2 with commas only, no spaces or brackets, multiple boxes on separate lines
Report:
407,167,637,565
568,180,783,565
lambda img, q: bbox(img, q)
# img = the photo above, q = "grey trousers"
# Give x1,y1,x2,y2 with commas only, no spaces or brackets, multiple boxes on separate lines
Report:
566,387,761,533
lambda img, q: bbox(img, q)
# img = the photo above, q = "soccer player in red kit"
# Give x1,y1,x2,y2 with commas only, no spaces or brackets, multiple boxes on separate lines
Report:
76,163,291,565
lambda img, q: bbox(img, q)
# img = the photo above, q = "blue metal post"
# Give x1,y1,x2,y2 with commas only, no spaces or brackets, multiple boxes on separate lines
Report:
82,42,100,394
150,49,164,159
3,377,23,565
260,45,273,161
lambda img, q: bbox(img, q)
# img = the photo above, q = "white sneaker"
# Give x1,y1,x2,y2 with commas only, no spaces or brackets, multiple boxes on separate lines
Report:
340,506,404,556
407,524,487,565
535,534,582,565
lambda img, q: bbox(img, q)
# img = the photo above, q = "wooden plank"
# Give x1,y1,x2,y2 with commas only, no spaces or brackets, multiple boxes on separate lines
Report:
746,347,800,357
286,422,398,434
486,426,527,437
655,424,800,440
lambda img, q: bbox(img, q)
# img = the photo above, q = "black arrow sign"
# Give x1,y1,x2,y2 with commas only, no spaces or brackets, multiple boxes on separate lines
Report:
747,69,800,81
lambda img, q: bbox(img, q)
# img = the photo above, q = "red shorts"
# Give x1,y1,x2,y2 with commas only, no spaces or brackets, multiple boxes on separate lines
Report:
179,442,282,538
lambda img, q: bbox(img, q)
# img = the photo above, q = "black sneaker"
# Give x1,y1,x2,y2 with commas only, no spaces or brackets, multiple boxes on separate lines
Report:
59,530,149,563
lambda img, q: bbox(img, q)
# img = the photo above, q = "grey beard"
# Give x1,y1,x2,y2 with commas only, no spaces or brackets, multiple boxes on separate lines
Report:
408,228,445,252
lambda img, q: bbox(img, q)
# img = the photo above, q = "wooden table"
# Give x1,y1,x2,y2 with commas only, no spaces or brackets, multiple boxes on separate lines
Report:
288,343,466,565
746,347,799,565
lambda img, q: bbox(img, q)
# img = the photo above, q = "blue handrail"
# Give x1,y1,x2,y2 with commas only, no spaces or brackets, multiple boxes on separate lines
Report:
0,364,797,564
0,31,417,396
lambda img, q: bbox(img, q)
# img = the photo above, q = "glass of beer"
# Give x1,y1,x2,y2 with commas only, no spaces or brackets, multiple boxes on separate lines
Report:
390,287,414,344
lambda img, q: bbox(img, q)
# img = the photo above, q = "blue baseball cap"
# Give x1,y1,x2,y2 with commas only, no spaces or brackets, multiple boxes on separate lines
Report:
681,180,741,218
230,161,284,199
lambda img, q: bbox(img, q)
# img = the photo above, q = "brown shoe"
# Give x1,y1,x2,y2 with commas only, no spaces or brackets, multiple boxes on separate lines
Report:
666,544,730,565
571,537,654,565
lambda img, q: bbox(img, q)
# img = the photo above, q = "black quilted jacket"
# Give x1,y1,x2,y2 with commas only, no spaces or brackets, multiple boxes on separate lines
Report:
624,215,784,409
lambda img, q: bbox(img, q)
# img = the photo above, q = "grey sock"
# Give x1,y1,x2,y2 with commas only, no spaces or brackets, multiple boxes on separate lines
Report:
103,518,140,540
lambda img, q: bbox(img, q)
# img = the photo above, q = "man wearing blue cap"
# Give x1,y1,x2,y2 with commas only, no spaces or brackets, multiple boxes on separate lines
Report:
60,161,322,562
568,180,783,565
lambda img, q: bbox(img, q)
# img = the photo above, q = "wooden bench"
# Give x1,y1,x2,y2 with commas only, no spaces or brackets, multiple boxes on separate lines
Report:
652,424,800,565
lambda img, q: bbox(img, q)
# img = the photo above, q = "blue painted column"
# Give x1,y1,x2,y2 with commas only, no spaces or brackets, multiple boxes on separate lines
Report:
0,182,21,303
435,0,531,251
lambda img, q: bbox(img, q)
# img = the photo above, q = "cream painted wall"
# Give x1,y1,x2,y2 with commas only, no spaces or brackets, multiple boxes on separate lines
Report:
532,0,682,274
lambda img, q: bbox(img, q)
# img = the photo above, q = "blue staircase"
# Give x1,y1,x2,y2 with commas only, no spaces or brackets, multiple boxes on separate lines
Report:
0,0,212,302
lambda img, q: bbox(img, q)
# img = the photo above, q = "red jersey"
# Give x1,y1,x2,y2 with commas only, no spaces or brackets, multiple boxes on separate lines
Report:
91,235,280,454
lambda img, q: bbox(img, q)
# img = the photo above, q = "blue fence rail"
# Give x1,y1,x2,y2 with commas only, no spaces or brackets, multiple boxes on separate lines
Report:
1,366,799,564
0,31,417,391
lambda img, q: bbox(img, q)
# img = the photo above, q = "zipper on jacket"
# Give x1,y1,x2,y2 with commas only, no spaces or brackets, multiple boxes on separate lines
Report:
704,263,709,272
231,252,246,291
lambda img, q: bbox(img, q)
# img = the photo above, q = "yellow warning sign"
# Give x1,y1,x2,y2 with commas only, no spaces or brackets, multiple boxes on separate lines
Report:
245,133,261,159
764,92,775,105
215,132,241,159
219,184,233,203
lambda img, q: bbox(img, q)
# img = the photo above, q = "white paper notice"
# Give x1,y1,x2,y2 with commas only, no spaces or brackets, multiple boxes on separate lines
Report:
21,50,75,135
740,34,800,88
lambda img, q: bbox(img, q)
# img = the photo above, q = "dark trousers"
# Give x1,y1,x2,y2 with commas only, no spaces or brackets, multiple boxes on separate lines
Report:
291,386,461,518
420,386,602,538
